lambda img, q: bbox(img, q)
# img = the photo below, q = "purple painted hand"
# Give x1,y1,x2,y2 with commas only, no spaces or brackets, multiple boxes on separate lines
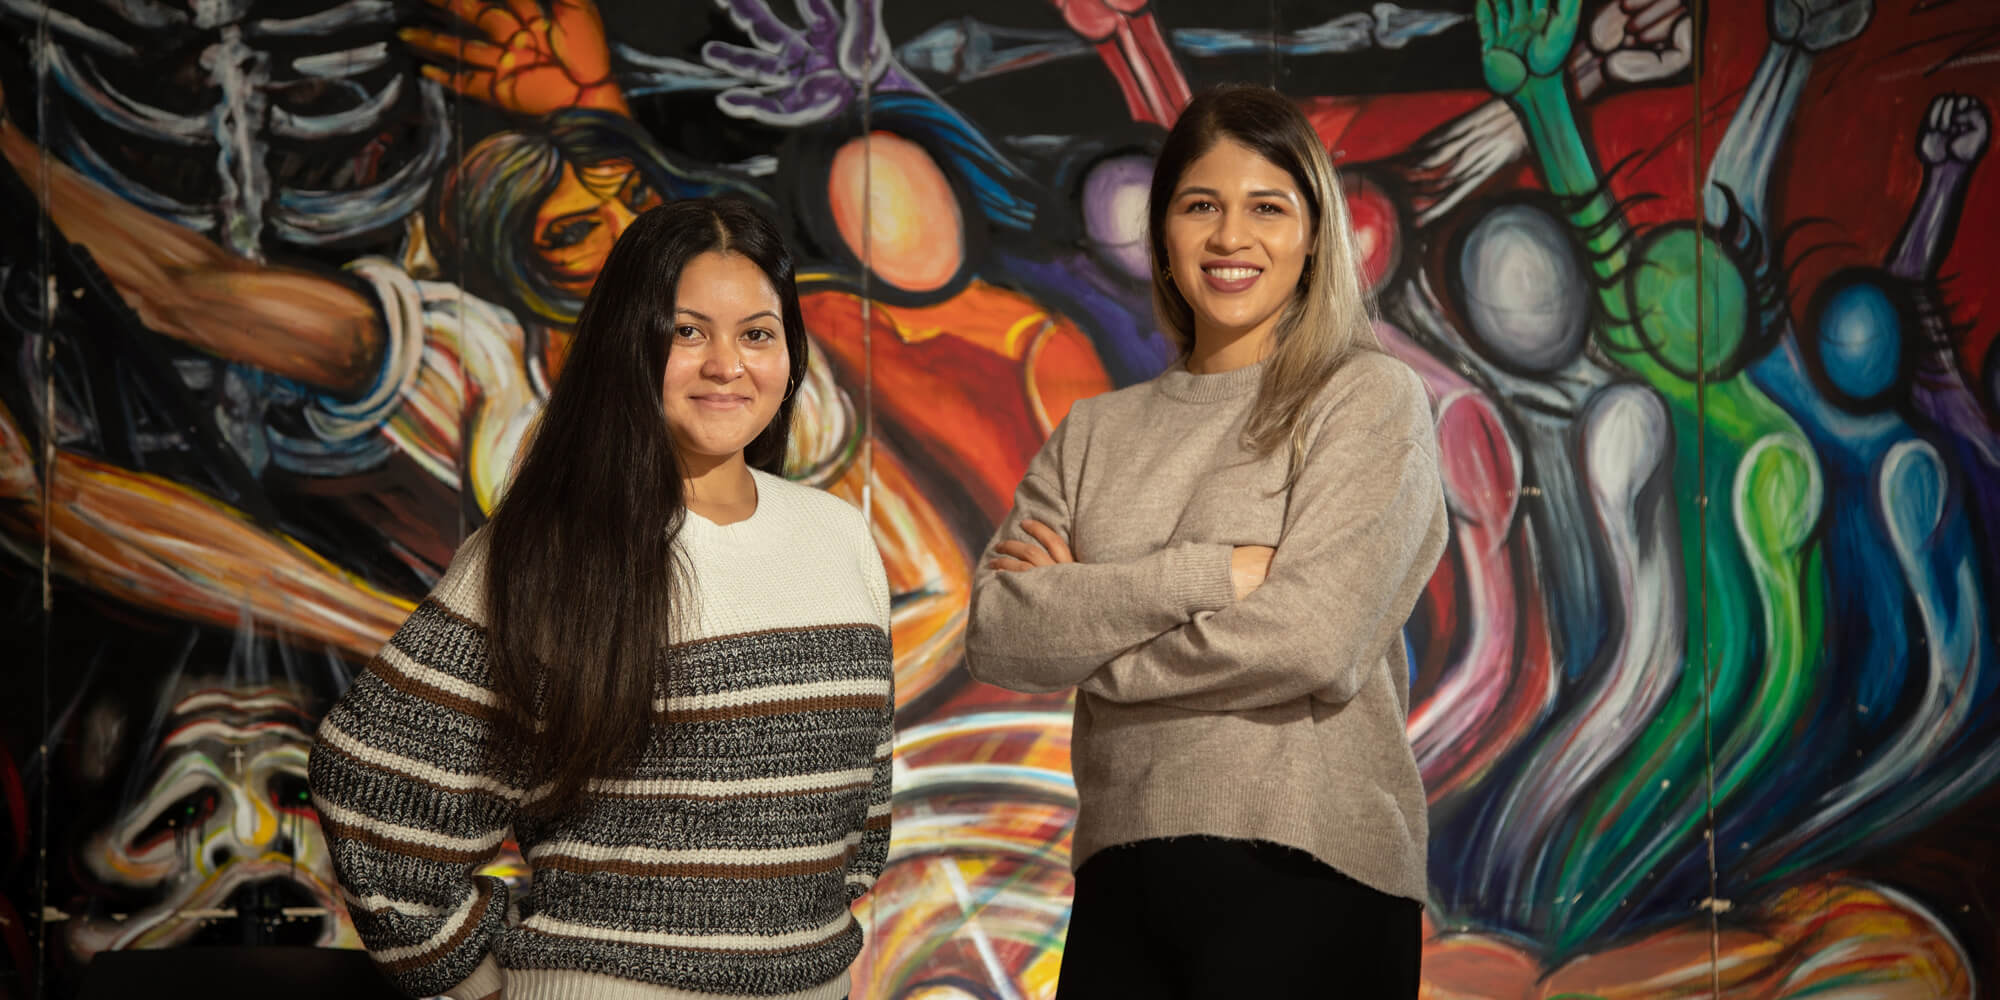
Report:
1918,93,1989,168
701,0,921,127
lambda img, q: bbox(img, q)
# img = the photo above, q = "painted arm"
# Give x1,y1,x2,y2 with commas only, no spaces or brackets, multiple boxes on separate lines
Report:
1704,0,1871,233
0,401,413,658
1888,93,1986,282
1477,0,1635,336
1406,0,1689,224
1051,0,1191,127
1891,94,2000,465
0,116,382,397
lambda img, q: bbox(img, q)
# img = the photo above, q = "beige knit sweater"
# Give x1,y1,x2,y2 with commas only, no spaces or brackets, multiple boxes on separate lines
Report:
964,350,1448,902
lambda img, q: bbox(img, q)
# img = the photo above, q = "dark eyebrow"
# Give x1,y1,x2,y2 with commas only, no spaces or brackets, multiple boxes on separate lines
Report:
676,307,781,325
1175,185,1298,202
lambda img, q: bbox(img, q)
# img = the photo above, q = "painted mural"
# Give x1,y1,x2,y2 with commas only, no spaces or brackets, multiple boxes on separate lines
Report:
1,0,1996,996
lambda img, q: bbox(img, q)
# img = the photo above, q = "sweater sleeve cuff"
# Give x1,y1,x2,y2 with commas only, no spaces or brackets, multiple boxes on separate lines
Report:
441,955,505,1000
1164,543,1237,615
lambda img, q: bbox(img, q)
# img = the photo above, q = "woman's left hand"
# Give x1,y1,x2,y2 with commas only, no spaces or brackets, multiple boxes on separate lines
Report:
989,520,1073,571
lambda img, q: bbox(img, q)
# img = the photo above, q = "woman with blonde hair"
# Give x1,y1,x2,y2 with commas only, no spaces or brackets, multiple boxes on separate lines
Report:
966,84,1447,997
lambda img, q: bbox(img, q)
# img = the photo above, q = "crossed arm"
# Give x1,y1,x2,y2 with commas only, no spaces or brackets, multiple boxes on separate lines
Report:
965,384,1448,711
964,461,1253,693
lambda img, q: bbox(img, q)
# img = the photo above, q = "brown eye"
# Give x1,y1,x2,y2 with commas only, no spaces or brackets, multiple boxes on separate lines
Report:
541,218,598,249
621,176,657,210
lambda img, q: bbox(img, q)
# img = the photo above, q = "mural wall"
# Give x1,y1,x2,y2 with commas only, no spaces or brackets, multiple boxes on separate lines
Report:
2,0,1997,996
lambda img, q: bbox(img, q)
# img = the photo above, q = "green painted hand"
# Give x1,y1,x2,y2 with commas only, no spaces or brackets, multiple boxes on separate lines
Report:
1477,0,1584,99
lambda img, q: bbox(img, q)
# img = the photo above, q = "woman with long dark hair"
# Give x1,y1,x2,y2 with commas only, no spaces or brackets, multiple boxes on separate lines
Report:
965,85,1448,996
310,197,894,1000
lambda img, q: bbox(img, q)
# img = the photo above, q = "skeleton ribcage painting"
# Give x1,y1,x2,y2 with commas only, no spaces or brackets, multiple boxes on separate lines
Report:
12,0,447,258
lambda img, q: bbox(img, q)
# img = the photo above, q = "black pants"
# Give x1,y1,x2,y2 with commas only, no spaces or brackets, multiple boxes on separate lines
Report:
1055,837,1423,999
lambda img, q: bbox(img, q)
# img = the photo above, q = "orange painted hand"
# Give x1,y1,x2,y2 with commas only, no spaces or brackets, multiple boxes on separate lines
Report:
401,0,630,117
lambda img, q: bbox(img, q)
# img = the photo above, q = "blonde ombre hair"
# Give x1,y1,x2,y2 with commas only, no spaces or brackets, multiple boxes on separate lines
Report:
1147,84,1382,482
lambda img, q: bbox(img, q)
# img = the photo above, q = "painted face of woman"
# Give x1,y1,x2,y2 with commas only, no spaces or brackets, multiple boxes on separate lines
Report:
532,158,663,299
660,250,790,463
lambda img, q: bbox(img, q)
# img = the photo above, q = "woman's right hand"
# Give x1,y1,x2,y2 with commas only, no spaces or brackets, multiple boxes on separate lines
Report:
1230,545,1275,600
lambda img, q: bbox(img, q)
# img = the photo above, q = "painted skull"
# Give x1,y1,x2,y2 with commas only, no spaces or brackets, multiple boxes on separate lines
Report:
66,682,358,955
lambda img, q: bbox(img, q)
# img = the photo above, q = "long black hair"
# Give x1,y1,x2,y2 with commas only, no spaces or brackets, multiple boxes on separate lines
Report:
483,196,810,813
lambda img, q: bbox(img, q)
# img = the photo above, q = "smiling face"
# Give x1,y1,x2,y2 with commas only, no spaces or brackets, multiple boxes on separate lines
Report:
532,158,664,298
1162,138,1315,354
661,250,791,469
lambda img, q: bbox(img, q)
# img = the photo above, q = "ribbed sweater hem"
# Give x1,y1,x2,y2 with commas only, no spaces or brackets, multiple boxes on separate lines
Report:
1163,543,1236,613
1072,779,1427,903
501,967,849,1000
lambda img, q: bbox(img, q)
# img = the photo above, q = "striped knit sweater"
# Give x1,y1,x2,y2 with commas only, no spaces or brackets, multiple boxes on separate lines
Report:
309,470,894,1000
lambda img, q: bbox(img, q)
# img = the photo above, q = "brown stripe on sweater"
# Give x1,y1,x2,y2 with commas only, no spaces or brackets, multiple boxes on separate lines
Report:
314,736,520,803
530,852,847,880
318,815,497,865
364,655,500,722
424,598,482,633
657,693,887,724
863,814,890,831
409,595,486,635
380,880,496,975
667,621,888,654
590,777,871,802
